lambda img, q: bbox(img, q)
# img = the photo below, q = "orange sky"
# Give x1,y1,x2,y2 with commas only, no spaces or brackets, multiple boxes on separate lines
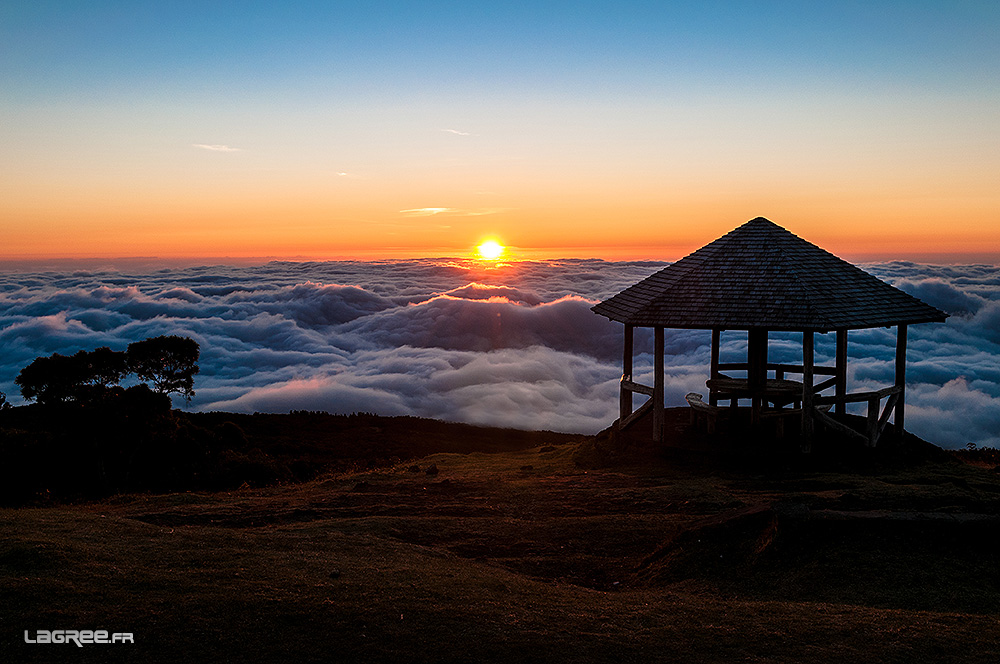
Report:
2,3,998,263
5,176,996,262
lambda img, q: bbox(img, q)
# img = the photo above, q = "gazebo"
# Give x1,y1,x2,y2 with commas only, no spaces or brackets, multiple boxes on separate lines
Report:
592,217,948,450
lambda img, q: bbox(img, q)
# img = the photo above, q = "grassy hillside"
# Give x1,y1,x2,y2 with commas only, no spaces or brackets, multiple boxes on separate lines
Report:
3,411,1000,663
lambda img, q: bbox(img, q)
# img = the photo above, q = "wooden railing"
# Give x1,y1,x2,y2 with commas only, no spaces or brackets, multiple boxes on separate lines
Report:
621,397,654,429
813,386,902,446
621,378,654,397
708,360,901,447
619,374,655,430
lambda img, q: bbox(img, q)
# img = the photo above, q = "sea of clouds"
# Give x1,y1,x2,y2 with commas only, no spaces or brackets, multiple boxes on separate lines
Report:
1,258,998,449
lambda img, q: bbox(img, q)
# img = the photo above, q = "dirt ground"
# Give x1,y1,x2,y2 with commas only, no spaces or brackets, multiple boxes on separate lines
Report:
3,411,1000,663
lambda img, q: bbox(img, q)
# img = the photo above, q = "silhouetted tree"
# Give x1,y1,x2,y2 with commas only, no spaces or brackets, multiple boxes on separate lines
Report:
127,335,200,401
16,337,200,407
75,347,129,388
15,354,85,405
0,391,11,411
16,347,130,405
4,337,208,501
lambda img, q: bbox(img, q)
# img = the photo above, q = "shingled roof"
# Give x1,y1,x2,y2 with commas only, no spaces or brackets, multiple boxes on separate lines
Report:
592,217,948,331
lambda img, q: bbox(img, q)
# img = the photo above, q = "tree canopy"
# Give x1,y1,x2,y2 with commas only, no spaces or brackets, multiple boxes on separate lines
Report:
127,336,200,401
14,336,200,406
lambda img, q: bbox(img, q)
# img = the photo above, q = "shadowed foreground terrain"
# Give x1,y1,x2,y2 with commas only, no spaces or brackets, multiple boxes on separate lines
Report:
3,410,1000,663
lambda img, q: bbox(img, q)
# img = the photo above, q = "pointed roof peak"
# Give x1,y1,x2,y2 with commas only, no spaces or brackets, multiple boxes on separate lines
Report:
592,217,947,331
735,216,791,233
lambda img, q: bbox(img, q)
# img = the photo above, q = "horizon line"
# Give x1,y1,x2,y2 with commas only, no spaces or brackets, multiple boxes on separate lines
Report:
2,247,1000,270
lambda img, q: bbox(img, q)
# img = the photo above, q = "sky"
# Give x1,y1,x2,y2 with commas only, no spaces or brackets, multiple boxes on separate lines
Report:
1,258,998,448
1,1,998,261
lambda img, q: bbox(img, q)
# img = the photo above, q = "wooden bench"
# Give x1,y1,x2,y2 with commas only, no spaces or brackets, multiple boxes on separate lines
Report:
687,392,830,438
759,404,832,438
685,392,725,433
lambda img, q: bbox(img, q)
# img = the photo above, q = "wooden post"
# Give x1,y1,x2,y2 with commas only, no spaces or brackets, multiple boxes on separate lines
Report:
653,326,665,443
620,324,634,424
801,331,814,452
835,329,848,416
895,324,908,435
866,395,879,447
709,329,720,406
748,329,768,425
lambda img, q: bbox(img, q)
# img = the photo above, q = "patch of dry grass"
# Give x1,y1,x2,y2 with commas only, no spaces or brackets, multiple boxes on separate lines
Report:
4,428,1000,663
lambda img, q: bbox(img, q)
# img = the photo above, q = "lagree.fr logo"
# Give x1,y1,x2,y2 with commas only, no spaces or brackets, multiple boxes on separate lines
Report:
24,630,133,647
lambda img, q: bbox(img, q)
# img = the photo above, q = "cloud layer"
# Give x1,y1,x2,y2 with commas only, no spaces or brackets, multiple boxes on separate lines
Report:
1,258,997,448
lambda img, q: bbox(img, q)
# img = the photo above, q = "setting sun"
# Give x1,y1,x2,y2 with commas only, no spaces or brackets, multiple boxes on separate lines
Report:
477,240,505,260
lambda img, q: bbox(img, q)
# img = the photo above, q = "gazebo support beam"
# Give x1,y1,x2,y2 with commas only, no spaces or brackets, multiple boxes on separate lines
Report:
709,329,721,406
801,331,815,452
835,329,848,416
748,329,768,425
895,324,908,435
620,324,634,423
653,326,664,442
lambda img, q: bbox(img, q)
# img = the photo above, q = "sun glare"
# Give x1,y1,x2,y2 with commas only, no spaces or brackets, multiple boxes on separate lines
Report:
477,240,505,260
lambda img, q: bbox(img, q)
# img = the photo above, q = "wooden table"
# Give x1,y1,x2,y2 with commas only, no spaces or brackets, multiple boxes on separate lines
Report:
706,377,804,414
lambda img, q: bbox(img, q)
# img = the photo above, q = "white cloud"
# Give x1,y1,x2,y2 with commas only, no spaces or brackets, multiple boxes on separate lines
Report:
0,259,997,448
192,144,242,152
398,207,508,217
441,129,473,136
399,207,452,216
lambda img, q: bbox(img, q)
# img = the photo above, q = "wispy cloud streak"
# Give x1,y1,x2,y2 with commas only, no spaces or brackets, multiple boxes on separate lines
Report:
399,208,453,216
398,207,509,217
192,144,242,152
